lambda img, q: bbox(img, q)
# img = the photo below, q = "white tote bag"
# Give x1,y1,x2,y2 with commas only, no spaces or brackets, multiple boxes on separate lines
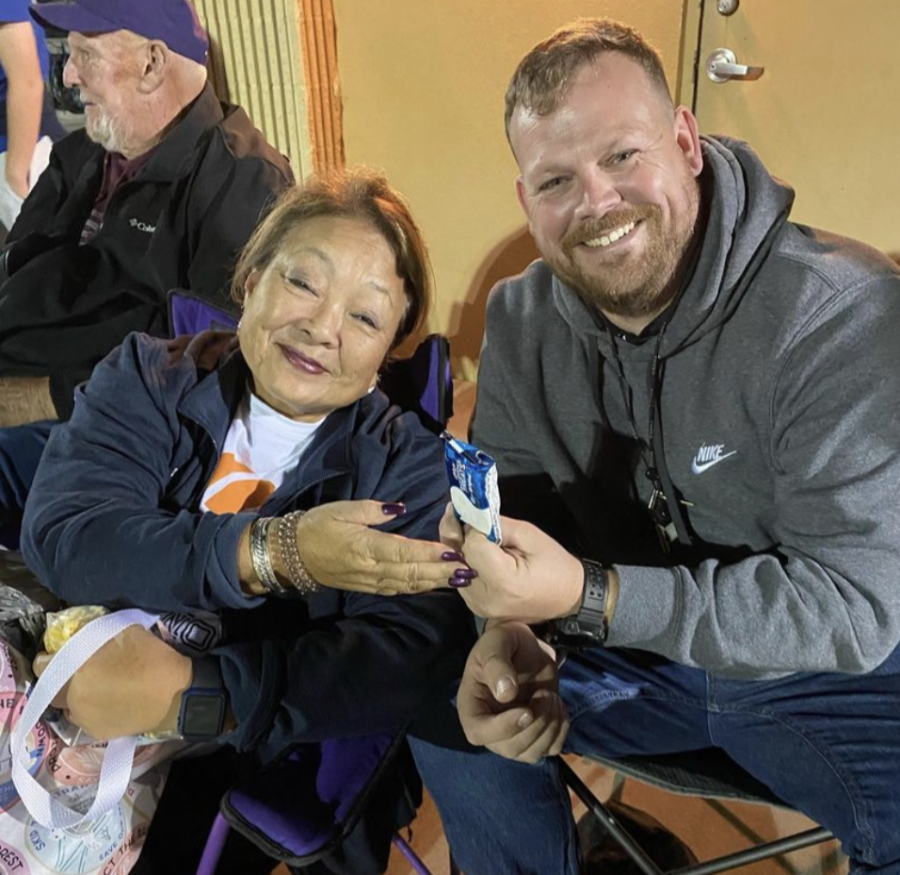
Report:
0,610,177,875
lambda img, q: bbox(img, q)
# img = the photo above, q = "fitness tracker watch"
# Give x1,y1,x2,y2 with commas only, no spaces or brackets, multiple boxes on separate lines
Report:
177,656,228,741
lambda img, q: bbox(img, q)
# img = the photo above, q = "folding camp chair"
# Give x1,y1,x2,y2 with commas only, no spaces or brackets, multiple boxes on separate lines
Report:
195,732,446,875
171,297,841,874
561,750,835,875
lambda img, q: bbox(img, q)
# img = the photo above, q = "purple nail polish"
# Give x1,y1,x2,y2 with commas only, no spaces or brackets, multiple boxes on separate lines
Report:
448,577,472,588
454,568,478,580
442,551,463,561
382,502,407,516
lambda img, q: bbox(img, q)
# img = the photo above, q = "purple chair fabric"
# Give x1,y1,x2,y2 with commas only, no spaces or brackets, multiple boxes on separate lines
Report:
379,334,453,434
222,733,399,862
168,290,239,336
195,733,437,874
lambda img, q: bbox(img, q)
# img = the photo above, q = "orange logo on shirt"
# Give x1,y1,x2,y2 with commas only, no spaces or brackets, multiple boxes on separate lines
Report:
203,453,276,513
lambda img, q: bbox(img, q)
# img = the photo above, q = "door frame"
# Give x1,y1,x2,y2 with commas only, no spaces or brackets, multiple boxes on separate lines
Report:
678,0,706,113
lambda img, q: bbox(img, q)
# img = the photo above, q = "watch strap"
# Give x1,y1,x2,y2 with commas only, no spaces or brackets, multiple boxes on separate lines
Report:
545,559,610,649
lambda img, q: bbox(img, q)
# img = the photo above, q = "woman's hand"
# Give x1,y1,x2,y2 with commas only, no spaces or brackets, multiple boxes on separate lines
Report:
33,626,192,740
296,499,472,595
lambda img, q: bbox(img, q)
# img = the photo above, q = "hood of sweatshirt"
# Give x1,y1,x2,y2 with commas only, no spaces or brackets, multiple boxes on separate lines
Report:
553,136,796,359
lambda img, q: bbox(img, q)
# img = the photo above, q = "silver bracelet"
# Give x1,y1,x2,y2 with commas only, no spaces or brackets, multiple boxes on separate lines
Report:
274,510,321,595
249,516,288,596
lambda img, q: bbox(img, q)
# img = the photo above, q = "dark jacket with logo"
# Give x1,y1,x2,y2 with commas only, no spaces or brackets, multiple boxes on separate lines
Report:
473,136,900,680
0,84,292,417
21,330,474,759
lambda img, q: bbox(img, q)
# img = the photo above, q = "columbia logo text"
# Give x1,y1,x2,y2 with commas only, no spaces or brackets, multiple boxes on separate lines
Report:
129,218,156,233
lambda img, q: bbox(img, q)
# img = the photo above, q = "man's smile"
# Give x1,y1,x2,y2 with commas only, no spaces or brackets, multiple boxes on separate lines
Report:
582,219,637,248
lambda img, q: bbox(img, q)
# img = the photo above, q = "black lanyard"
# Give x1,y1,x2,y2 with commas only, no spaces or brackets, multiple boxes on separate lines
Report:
603,316,693,551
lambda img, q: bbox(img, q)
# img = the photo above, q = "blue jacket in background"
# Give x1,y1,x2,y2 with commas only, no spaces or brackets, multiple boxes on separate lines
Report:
0,0,63,148
21,331,475,761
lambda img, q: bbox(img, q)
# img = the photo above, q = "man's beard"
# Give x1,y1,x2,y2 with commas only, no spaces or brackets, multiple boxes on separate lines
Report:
85,108,134,156
545,181,699,321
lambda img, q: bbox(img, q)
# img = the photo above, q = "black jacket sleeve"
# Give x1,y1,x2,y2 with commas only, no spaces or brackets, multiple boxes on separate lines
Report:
220,587,474,761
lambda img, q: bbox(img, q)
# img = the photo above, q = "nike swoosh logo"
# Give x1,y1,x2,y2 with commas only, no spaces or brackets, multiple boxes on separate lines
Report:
691,451,737,474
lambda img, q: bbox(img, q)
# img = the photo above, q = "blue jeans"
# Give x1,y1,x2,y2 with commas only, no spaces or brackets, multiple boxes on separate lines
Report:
0,420,55,548
410,645,900,875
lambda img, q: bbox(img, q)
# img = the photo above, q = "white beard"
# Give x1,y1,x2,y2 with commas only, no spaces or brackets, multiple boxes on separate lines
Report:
85,108,134,155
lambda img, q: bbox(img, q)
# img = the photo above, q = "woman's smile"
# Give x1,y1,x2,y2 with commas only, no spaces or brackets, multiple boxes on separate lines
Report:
277,343,329,375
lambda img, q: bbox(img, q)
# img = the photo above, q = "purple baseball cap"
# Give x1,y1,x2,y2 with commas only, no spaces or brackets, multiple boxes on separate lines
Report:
29,0,209,65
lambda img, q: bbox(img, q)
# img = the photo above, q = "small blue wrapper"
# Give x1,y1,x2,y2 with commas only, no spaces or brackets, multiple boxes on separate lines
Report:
443,433,502,544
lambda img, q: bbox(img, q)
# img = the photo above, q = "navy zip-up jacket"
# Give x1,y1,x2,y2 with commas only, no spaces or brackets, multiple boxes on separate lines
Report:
21,331,474,761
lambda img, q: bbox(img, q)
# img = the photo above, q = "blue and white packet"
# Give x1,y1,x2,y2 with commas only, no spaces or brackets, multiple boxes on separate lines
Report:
442,432,502,544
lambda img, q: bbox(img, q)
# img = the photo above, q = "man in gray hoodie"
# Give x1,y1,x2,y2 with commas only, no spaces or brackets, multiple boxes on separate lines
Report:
409,18,900,875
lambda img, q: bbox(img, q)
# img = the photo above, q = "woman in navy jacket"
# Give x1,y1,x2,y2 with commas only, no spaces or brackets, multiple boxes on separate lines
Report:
21,168,475,874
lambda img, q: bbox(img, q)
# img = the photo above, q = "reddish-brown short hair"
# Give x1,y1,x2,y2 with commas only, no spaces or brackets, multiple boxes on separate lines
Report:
504,18,672,141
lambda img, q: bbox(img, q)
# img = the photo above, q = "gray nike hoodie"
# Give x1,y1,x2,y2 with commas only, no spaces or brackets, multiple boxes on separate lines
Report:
473,136,900,679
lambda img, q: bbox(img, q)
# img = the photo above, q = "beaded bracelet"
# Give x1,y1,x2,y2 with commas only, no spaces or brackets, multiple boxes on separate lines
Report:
249,516,288,596
273,510,321,595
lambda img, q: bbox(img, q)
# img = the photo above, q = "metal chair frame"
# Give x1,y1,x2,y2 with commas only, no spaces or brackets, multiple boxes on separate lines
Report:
560,754,834,875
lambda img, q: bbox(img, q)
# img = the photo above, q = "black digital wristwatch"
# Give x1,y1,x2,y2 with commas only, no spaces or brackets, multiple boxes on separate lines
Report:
543,559,610,650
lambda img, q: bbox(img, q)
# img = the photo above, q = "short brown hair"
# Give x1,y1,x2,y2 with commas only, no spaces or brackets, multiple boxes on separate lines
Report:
231,167,432,350
504,18,671,140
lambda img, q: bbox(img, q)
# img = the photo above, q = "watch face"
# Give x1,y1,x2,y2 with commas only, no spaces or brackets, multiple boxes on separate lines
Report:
179,692,226,739
549,617,606,650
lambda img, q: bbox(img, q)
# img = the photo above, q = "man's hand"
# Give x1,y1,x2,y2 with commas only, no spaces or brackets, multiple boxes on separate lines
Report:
457,621,568,763
295,500,470,595
33,626,192,740
438,501,464,553
452,513,584,622
0,376,56,426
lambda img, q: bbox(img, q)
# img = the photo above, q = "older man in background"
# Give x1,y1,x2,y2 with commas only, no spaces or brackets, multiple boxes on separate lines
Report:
0,0,292,427
0,0,291,548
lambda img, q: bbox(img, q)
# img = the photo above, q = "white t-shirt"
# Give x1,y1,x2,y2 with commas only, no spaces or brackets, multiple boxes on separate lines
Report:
200,392,324,514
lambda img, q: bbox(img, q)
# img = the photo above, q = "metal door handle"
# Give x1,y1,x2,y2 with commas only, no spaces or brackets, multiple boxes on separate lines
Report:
706,48,765,83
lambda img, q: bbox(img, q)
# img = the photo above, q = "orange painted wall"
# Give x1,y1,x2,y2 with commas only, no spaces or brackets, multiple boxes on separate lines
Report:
333,1,688,377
